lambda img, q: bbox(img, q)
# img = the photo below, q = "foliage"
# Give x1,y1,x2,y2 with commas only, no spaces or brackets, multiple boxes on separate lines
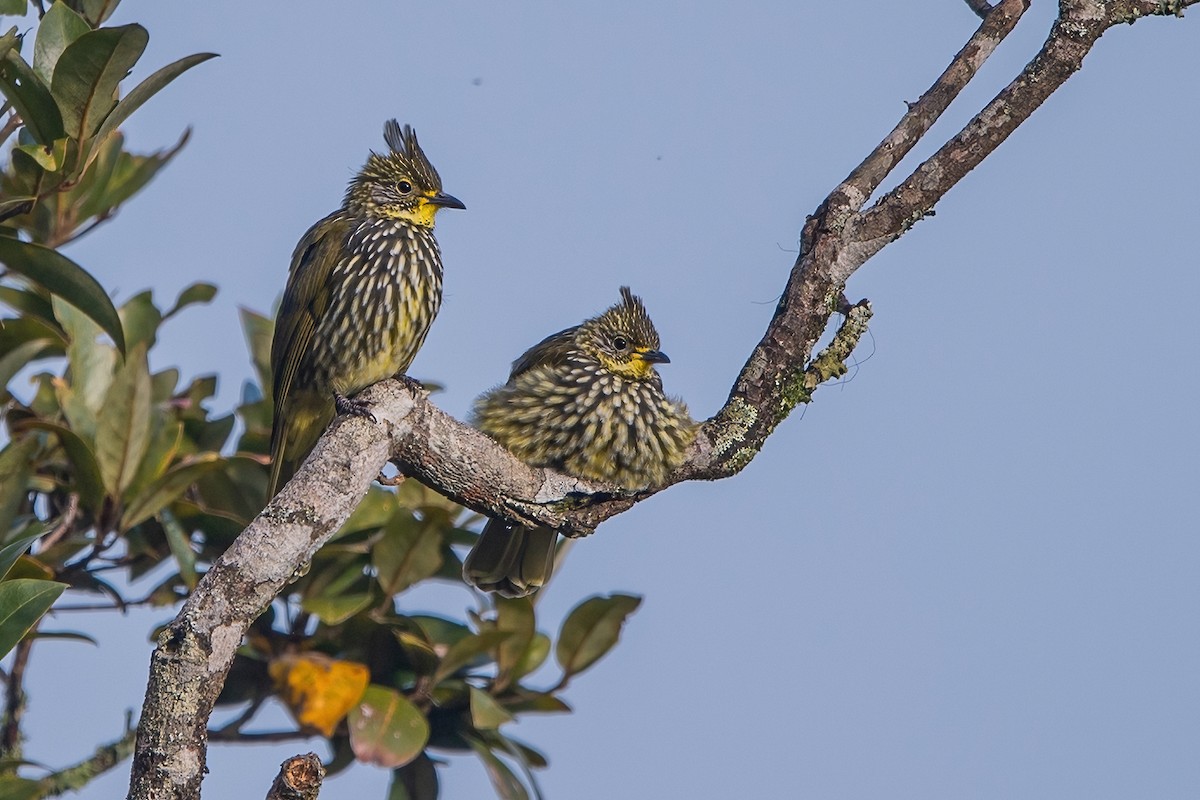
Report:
0,3,639,798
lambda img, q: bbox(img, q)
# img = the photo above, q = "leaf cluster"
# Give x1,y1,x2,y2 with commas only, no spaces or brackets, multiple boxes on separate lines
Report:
1,0,215,349
0,6,642,798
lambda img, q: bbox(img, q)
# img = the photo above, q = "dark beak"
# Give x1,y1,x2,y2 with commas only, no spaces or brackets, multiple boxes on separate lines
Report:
639,349,670,364
428,191,465,210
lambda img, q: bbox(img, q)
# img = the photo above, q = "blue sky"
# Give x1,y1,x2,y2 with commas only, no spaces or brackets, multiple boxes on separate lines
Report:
11,2,1200,798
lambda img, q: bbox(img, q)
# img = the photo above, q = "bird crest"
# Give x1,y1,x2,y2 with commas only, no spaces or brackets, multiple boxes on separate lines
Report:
579,287,667,380
345,119,459,223
375,120,443,191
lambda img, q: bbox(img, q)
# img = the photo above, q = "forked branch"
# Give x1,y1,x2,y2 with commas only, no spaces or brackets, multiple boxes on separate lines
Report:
127,3,1198,798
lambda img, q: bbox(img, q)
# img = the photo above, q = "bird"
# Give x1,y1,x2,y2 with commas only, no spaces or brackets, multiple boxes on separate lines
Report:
463,287,696,597
268,120,464,497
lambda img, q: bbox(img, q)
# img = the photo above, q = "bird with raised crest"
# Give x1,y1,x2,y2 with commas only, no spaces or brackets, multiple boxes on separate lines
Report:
268,120,464,497
463,287,696,597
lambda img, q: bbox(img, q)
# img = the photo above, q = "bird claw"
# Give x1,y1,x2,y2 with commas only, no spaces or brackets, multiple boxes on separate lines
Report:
393,374,426,394
334,392,377,424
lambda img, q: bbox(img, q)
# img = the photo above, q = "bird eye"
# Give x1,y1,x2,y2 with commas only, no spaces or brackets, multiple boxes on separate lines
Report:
397,180,413,194
612,336,628,351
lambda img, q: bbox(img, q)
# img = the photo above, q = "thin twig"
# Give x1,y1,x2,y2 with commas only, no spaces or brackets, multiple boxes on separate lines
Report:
837,0,1027,209
207,728,313,744
209,696,266,737
54,210,115,248
856,0,1200,250
34,714,136,797
0,109,21,148
39,493,80,552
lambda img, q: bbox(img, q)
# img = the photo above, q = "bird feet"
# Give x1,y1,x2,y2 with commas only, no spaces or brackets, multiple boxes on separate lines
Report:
393,374,426,394
333,392,377,424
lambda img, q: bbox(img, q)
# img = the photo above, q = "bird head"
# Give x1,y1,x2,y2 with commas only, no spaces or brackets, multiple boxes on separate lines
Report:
578,287,671,381
346,120,465,225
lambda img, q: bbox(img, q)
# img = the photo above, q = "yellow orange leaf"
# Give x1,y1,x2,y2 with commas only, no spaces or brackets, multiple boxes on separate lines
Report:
269,653,370,737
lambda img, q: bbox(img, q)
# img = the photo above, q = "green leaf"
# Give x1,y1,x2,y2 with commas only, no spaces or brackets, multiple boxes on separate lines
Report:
14,135,68,171
121,456,223,529
0,284,61,331
93,341,151,496
469,686,513,730
71,125,122,218
0,50,65,144
0,337,52,394
0,195,34,217
555,593,642,680
123,416,183,513
0,237,125,353
193,455,263,525
118,289,161,351
504,692,571,715
0,579,66,659
301,592,373,626
5,554,53,581
16,420,105,513
160,510,196,589
347,685,430,769
149,367,179,402
392,627,439,677
88,128,188,210
0,29,16,71
492,596,534,690
162,281,217,320
510,632,551,682
468,738,530,800
33,1,90,85
53,299,117,441
0,4,27,18
84,51,216,172
65,0,122,26
33,628,98,645
0,775,41,800
239,307,273,393
336,485,400,540
373,511,444,595
411,615,472,650
51,23,147,141
387,753,439,800
432,630,511,685
0,437,36,540
0,531,43,582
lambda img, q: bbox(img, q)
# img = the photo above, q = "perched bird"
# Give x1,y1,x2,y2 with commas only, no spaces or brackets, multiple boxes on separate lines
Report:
268,120,464,497
463,287,696,597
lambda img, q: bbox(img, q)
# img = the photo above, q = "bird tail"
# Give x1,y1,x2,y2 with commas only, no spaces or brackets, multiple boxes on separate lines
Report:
463,519,558,598
268,396,333,499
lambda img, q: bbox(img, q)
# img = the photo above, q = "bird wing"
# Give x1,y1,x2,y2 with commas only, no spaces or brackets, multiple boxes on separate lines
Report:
269,212,351,485
507,325,580,380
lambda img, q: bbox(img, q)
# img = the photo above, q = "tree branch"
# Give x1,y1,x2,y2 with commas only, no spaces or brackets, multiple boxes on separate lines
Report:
126,5,1198,798
856,0,1200,248
0,633,35,759
264,753,324,800
36,716,136,797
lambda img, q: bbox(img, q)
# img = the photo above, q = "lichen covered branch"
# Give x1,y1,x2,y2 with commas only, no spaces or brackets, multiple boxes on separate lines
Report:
127,5,1197,798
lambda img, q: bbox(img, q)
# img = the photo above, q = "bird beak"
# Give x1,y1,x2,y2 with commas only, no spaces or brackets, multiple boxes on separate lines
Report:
427,191,465,210
637,349,670,364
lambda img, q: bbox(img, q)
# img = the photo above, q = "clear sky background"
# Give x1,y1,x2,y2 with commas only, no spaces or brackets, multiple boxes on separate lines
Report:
11,1,1199,798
